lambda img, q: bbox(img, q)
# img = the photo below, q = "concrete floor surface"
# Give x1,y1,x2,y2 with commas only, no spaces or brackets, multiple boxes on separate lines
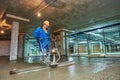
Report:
0,57,120,80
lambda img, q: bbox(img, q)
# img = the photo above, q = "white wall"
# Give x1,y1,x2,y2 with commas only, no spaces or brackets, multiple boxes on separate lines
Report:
0,40,10,56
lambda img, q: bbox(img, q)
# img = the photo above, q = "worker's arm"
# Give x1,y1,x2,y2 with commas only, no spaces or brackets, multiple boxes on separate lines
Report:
33,27,42,43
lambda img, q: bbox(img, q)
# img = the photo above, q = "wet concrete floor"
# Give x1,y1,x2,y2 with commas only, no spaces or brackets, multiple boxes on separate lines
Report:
0,57,120,80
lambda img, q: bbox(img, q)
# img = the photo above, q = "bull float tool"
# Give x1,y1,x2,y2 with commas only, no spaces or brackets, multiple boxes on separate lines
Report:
39,39,61,68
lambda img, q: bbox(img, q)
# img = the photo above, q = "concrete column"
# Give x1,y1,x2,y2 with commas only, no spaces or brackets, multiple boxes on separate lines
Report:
108,44,111,53
66,32,69,55
18,34,24,58
86,33,91,55
61,31,65,54
100,42,103,52
91,44,94,54
9,21,19,61
73,42,78,55
87,39,91,55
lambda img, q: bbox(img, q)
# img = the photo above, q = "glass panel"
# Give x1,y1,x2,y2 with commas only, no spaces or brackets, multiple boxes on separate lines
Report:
104,26,120,54
77,34,87,55
85,29,104,55
24,37,40,57
67,36,76,55
67,33,88,56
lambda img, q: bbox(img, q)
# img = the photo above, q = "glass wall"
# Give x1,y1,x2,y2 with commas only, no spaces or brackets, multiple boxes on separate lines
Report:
24,38,40,57
104,26,120,54
67,25,120,56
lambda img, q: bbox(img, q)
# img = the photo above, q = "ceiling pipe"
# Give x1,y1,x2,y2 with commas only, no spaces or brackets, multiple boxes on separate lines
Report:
33,0,65,15
36,0,56,13
53,28,74,33
32,0,45,14
30,0,56,17
84,32,120,44
44,0,65,8
69,22,120,37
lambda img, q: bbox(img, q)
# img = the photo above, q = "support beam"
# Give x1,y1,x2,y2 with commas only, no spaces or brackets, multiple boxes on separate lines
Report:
6,14,30,22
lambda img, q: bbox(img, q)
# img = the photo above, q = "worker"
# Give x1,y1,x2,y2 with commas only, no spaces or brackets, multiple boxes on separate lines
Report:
33,20,50,61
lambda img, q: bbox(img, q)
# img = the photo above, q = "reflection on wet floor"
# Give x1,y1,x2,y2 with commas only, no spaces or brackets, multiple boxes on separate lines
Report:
0,57,120,80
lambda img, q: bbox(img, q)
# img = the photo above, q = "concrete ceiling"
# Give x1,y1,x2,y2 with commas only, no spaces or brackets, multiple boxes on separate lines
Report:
0,0,120,39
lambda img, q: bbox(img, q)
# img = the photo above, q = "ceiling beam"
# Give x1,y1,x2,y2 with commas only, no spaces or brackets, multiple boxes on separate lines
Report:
6,14,30,22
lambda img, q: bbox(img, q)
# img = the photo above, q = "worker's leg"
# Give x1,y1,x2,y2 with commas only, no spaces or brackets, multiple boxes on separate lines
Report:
42,41,50,62
45,45,50,60
38,42,45,61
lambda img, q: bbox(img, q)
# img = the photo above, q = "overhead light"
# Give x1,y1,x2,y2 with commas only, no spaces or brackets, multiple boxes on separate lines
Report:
37,13,42,17
69,40,74,43
79,41,87,43
2,19,6,24
97,29,102,32
0,30,5,34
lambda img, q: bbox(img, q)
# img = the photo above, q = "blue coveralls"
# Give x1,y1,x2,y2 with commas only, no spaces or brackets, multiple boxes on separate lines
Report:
34,27,50,53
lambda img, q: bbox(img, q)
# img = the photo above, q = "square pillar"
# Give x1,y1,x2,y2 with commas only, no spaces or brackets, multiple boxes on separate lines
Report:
18,34,24,58
9,21,19,61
